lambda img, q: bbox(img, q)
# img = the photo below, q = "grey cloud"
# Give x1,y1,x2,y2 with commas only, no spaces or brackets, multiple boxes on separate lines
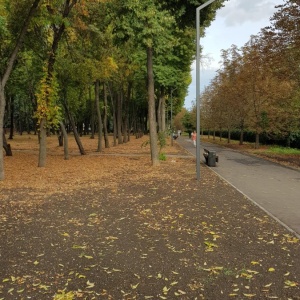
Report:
219,0,283,27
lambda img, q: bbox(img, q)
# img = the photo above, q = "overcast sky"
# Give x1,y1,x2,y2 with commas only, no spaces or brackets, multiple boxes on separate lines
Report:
185,0,286,109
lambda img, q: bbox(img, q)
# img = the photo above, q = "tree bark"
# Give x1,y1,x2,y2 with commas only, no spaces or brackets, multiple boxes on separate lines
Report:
60,121,69,160
2,132,12,156
95,80,103,152
0,0,41,180
157,86,166,132
64,99,86,155
117,91,123,145
89,85,95,139
161,88,166,132
255,132,260,149
107,83,117,146
147,47,159,166
9,95,14,139
38,118,47,167
103,83,110,148
38,0,78,167
123,82,132,143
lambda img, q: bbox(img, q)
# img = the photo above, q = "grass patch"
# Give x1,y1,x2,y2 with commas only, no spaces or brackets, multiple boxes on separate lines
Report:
266,146,300,155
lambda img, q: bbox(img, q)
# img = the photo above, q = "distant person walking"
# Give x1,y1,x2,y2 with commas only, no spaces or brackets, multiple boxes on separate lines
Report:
191,130,196,147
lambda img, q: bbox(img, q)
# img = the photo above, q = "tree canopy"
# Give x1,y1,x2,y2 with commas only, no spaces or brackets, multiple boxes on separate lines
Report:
0,0,226,179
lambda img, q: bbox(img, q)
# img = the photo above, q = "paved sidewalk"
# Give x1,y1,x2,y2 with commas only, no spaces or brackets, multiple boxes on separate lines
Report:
176,136,300,238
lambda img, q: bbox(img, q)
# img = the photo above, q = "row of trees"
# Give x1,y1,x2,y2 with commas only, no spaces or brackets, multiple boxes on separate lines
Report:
0,0,225,180
188,0,300,149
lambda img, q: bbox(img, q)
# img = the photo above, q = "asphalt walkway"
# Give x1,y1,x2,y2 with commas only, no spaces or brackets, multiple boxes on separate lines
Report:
176,136,300,238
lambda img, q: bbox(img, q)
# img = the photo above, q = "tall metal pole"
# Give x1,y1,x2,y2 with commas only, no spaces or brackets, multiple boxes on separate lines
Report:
196,0,217,180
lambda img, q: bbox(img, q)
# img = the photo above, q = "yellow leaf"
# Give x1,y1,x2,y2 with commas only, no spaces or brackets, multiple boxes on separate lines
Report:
86,280,95,288
284,280,298,287
61,232,70,237
264,283,273,287
131,283,139,289
268,268,275,272
243,293,256,297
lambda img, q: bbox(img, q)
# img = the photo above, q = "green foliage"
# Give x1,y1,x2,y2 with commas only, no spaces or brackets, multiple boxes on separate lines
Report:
141,131,167,153
157,131,167,152
159,152,167,161
35,68,62,129
267,146,300,155
182,109,194,131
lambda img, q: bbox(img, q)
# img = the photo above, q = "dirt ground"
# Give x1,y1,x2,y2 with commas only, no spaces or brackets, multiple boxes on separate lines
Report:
0,134,299,300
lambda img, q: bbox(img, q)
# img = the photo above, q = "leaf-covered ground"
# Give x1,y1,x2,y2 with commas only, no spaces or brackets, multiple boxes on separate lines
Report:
0,134,299,299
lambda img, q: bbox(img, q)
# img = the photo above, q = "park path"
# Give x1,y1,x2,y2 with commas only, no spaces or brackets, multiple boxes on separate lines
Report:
176,137,300,238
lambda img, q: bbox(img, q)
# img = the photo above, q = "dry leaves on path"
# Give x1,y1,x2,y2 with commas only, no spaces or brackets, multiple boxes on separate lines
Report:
0,134,299,300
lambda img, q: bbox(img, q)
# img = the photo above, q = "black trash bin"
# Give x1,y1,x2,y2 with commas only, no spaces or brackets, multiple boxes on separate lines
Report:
207,150,217,167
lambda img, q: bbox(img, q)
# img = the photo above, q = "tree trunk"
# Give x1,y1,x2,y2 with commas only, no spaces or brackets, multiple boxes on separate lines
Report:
157,92,162,132
158,86,166,132
2,132,12,156
38,118,47,167
95,80,103,152
255,132,260,149
38,0,78,167
123,82,132,143
117,91,123,145
60,121,69,160
107,83,117,146
239,128,244,145
9,95,14,139
89,85,95,139
103,83,110,148
0,0,41,180
0,86,5,180
64,99,86,155
227,128,231,143
147,47,159,166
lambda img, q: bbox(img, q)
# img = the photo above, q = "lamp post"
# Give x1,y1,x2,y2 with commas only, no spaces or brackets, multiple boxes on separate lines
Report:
196,0,217,180
170,87,177,146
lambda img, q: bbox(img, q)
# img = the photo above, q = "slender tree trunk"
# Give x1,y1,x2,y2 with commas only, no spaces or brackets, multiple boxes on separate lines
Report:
95,80,103,152
38,0,78,167
89,85,95,139
227,128,231,143
0,86,5,179
157,93,162,132
0,0,41,180
123,82,132,143
64,99,86,155
161,89,166,132
107,83,117,146
117,91,123,144
147,47,159,166
2,132,12,156
239,128,244,145
9,95,14,139
38,118,47,167
157,86,166,132
255,132,260,149
103,83,109,148
60,121,69,160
